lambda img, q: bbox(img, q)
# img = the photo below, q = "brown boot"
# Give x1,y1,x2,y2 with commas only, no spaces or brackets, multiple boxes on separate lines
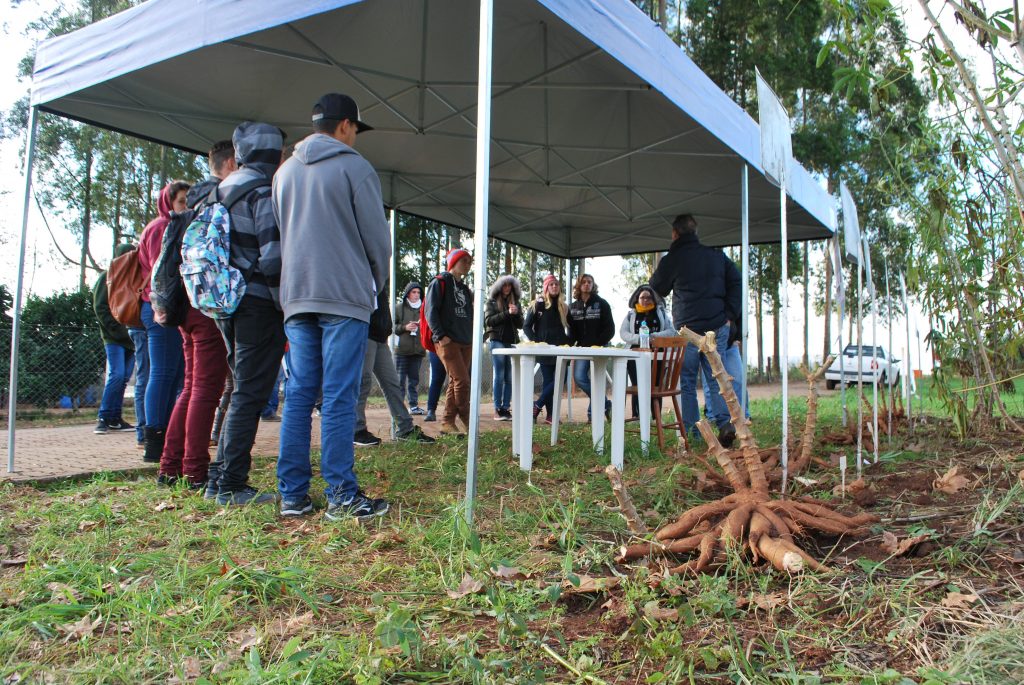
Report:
439,422,464,437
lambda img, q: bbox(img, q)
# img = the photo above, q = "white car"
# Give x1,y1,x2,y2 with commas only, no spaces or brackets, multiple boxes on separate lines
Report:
824,345,900,390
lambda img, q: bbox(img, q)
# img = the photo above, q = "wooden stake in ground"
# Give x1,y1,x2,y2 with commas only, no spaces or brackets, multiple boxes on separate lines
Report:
605,465,649,536
617,329,877,574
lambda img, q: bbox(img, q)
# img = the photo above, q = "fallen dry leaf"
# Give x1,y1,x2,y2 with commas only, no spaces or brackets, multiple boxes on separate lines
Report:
229,626,262,655
446,573,485,599
491,565,530,581
794,477,819,487
60,614,102,643
46,582,82,605
1018,469,1024,487
643,600,679,622
267,612,314,638
933,466,970,495
586,465,604,474
880,531,931,557
941,591,980,610
154,501,177,512
600,595,629,619
528,532,559,550
750,592,787,610
167,655,202,685
832,478,867,497
561,575,621,595
77,520,101,532
0,557,27,568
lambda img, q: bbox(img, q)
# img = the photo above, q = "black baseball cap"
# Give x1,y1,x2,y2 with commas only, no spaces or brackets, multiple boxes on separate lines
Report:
312,93,373,133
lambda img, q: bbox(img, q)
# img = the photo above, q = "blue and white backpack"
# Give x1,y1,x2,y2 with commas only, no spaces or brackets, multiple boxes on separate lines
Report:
181,178,268,319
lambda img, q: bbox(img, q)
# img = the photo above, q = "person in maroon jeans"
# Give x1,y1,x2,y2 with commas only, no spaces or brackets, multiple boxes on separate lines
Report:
157,305,228,488
157,167,230,488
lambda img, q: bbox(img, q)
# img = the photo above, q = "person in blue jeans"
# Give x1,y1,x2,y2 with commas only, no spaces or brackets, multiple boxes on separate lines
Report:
91,243,137,435
523,274,571,421
703,339,750,426
423,351,446,422
650,213,741,446
484,274,524,421
273,92,392,520
567,274,615,420
128,327,148,447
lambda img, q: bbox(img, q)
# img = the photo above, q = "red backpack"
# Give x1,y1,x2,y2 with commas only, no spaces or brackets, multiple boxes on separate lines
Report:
419,273,448,353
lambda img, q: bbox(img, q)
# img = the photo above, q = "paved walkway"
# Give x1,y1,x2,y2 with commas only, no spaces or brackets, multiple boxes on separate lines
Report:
1,382,799,484
0,399,590,483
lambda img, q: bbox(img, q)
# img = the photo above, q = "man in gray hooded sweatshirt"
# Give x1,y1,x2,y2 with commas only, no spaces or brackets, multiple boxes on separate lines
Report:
273,93,392,521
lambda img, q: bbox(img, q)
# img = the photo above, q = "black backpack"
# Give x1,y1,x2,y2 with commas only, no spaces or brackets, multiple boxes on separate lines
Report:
150,208,196,327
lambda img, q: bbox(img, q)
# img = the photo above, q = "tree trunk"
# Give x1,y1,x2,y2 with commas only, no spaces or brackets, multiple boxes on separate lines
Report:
80,144,93,292
529,250,537,299
756,291,764,379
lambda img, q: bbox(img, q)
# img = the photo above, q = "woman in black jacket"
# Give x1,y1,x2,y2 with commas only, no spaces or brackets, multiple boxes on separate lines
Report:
484,275,524,421
522,274,570,422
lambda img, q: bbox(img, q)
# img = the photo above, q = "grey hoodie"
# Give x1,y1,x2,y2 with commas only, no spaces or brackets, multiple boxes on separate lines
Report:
272,133,391,323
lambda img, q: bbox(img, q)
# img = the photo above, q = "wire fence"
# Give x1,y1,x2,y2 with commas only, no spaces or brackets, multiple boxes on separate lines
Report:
0,325,108,418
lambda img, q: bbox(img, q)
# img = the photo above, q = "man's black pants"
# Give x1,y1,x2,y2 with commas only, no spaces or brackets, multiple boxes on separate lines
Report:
209,295,286,492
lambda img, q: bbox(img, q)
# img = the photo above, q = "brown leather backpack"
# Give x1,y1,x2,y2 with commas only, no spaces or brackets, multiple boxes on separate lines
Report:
107,248,146,328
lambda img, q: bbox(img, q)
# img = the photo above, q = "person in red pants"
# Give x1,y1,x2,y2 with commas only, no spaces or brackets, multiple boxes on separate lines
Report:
158,306,228,488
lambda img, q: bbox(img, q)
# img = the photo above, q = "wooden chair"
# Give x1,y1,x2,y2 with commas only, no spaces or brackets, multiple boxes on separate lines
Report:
625,336,688,452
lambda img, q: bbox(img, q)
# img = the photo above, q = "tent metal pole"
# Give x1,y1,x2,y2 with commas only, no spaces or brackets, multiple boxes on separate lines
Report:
779,183,789,495
388,209,398,439
856,250,864,477
740,165,749,419
7,106,39,476
464,0,494,526
389,209,398,350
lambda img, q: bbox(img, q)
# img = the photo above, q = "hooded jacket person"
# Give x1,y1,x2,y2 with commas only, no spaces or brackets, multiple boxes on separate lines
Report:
206,123,288,505
393,282,426,358
484,275,524,345
274,129,390,323
92,243,137,435
619,285,673,348
425,248,474,434
217,121,283,307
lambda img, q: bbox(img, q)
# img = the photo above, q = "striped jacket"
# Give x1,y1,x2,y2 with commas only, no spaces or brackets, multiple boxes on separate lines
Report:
219,167,281,308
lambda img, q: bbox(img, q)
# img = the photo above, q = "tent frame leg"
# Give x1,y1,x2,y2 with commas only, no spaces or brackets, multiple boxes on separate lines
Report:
7,106,39,476
464,0,494,526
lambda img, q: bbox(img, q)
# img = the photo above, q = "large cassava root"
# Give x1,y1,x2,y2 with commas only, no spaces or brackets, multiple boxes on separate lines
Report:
617,330,877,575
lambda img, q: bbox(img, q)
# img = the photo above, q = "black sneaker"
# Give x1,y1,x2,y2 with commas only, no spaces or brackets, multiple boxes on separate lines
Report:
185,479,207,493
280,495,314,517
109,418,135,432
156,474,178,487
397,426,435,444
93,420,109,435
718,423,737,449
260,412,281,422
424,410,436,422
353,429,382,447
203,482,219,501
326,490,389,521
217,486,276,506
499,409,512,421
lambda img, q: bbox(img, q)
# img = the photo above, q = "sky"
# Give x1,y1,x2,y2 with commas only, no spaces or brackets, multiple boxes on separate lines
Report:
0,0,989,373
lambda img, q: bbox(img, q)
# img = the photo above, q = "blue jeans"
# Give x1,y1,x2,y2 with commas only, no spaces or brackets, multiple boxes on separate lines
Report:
277,314,368,502
573,357,611,417
141,301,184,429
702,343,749,424
264,365,286,415
489,341,513,411
426,351,446,412
680,322,731,433
128,327,148,441
394,354,422,408
98,343,134,422
534,361,566,417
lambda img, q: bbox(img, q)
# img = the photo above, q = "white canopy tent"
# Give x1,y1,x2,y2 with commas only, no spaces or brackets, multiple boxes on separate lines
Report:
11,0,836,516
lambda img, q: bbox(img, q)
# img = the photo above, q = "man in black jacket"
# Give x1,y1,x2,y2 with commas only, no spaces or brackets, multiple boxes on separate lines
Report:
353,286,435,447
425,248,474,435
568,273,615,420
650,214,741,445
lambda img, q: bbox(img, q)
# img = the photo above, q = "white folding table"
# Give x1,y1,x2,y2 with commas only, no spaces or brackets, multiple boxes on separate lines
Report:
492,346,651,471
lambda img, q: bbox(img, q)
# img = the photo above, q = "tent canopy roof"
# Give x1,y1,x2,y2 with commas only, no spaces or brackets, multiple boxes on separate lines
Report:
31,0,835,257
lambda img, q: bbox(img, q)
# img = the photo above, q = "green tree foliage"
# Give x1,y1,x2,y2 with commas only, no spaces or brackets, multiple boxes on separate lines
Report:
3,0,205,292
0,290,105,408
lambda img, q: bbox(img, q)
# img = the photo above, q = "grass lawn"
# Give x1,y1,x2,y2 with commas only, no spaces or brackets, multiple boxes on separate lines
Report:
1,388,1022,683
